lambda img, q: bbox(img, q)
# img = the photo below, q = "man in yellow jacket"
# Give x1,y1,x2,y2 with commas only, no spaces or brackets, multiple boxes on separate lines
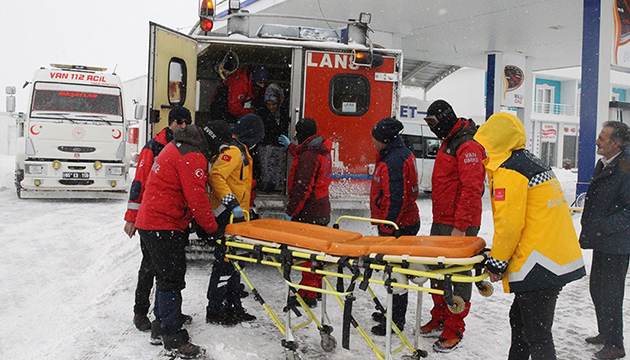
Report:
205,114,264,326
474,112,585,360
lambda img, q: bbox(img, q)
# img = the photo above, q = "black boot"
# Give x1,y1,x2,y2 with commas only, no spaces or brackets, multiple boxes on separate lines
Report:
163,329,205,359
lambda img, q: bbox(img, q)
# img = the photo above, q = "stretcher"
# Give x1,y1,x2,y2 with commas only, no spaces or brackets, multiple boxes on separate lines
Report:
220,216,492,360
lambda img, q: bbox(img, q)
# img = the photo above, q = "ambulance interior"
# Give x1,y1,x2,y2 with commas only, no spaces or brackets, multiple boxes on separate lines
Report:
195,43,294,196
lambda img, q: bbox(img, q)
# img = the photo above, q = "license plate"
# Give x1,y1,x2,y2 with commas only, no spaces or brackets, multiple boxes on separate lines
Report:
62,172,90,179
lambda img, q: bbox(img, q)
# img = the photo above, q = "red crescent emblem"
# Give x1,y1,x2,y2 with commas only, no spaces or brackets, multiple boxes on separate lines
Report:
112,129,122,139
30,125,42,135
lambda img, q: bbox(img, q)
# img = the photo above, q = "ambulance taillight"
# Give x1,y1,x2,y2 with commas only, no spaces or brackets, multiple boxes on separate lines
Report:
200,0,214,32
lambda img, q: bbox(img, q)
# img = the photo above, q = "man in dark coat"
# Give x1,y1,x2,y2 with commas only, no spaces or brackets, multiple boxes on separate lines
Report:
580,121,630,360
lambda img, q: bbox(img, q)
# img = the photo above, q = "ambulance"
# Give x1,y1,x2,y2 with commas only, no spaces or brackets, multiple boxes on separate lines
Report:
146,2,403,214
14,64,130,199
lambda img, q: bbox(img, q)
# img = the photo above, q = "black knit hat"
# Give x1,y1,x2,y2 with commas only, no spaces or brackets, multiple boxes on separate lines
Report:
372,117,404,144
233,114,265,148
248,65,269,84
296,118,317,144
168,106,192,124
203,120,232,153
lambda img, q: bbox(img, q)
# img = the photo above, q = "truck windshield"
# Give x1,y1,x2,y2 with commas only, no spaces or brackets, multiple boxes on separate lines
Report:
31,82,122,118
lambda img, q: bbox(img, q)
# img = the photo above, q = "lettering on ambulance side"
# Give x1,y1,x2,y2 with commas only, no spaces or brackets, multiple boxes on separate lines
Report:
306,52,360,70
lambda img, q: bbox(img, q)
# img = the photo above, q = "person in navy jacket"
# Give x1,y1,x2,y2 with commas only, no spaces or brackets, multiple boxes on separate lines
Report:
135,123,218,359
369,117,420,336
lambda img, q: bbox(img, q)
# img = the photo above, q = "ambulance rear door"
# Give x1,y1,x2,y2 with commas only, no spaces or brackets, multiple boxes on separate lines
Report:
301,49,401,202
147,22,198,138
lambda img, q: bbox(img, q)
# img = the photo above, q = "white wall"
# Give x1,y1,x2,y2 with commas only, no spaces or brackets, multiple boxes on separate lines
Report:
402,67,487,123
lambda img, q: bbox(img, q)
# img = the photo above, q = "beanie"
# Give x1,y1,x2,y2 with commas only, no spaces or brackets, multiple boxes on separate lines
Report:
233,114,265,148
202,120,232,153
296,118,317,144
372,117,404,144
426,99,458,139
264,83,284,104
248,65,269,84
168,106,192,124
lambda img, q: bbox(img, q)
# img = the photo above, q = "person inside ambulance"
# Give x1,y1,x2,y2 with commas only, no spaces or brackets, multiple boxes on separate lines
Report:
251,83,290,193
209,65,269,124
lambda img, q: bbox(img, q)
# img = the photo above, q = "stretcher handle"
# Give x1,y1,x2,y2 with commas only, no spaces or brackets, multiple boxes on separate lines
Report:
229,209,250,224
333,215,400,230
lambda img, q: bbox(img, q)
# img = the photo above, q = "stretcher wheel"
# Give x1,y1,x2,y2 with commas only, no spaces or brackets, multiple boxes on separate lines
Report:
320,333,337,352
382,271,408,294
477,280,494,297
408,263,429,285
447,296,466,314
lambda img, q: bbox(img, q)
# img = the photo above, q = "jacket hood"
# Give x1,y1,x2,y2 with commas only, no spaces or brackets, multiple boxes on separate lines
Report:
173,124,211,158
296,135,331,155
473,112,526,171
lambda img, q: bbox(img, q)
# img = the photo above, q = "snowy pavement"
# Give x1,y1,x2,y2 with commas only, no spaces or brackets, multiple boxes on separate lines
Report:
1,154,629,360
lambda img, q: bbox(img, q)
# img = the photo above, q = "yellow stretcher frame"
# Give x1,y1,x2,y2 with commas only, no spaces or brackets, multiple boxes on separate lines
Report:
220,217,493,360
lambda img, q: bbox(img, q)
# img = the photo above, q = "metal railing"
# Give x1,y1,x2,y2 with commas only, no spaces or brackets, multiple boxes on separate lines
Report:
533,102,575,116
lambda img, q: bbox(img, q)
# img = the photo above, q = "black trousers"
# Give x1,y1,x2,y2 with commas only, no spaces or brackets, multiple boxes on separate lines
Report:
378,222,420,326
206,211,244,315
134,235,155,316
508,286,562,360
139,229,188,335
590,250,629,350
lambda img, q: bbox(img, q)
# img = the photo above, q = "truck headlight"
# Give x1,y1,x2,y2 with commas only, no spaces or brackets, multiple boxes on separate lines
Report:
26,164,44,174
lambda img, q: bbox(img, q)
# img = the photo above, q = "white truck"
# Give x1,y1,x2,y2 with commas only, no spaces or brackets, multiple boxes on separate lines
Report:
13,64,130,199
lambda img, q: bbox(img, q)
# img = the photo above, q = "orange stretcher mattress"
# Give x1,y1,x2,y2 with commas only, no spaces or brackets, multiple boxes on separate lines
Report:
225,219,486,258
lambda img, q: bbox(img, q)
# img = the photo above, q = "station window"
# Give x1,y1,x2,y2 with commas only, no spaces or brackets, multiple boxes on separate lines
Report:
168,58,187,106
329,74,370,116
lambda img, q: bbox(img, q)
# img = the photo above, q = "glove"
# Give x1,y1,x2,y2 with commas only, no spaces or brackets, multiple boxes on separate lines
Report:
285,214,293,221
232,206,245,219
278,135,291,148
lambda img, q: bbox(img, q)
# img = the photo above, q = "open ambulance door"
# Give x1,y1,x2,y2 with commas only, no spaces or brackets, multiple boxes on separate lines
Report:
147,22,198,138
302,50,401,203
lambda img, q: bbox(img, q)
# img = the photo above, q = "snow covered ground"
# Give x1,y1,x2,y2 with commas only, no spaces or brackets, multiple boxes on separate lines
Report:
0,153,628,360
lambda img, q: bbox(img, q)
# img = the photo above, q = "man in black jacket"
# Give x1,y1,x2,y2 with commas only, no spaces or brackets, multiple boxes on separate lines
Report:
580,121,630,360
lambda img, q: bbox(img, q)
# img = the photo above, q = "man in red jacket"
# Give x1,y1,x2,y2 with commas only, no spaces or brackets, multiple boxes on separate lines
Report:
123,106,191,331
136,123,218,359
209,65,269,124
421,99,486,352
278,118,332,307
369,117,420,336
